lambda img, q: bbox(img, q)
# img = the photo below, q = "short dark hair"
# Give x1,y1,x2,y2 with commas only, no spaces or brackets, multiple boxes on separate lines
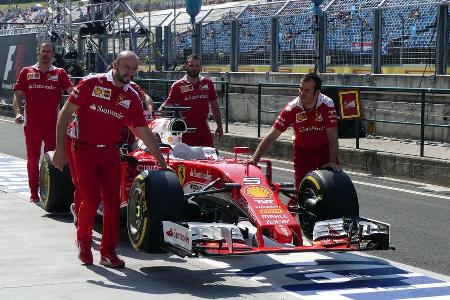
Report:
185,54,200,63
301,72,322,91
38,42,55,54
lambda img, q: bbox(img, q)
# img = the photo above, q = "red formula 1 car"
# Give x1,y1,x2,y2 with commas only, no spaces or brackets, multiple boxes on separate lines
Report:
39,107,390,257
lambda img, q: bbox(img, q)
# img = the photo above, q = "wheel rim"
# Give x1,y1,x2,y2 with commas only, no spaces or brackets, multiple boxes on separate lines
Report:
39,157,50,206
128,181,148,249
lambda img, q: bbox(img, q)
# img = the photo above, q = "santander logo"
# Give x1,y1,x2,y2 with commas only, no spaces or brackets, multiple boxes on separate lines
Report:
166,227,190,243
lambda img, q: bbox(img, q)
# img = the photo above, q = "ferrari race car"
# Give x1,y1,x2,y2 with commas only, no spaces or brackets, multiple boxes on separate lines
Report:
39,107,391,257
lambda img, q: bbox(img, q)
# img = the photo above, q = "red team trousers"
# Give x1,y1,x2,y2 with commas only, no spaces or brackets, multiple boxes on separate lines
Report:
73,143,121,255
294,145,331,189
24,126,56,197
65,137,80,218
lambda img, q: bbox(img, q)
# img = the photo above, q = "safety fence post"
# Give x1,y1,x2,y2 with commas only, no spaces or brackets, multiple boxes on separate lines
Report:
225,82,229,133
420,91,426,157
257,83,262,138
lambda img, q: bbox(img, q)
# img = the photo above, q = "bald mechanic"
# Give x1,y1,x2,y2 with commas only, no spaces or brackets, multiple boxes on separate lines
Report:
250,72,341,189
53,51,168,268
67,80,153,227
13,42,73,202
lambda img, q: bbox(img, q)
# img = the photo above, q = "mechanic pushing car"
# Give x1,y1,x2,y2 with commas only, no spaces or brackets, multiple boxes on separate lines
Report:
250,72,341,189
13,42,74,202
53,50,169,268
66,80,153,227
158,54,223,147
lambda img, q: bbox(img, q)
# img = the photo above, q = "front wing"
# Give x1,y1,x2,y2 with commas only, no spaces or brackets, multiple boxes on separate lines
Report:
161,217,390,257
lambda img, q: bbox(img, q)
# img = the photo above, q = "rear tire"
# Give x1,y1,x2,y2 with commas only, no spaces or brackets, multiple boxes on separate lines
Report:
298,169,359,240
127,170,185,253
39,151,74,213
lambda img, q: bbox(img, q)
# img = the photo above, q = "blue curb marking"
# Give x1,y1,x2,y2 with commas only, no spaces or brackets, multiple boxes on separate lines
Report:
346,286,450,300
0,154,29,193
282,275,442,296
236,260,385,277
237,257,450,299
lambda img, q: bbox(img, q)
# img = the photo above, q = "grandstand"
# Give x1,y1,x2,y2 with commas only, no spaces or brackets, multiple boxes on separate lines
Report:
124,0,444,73
0,0,447,74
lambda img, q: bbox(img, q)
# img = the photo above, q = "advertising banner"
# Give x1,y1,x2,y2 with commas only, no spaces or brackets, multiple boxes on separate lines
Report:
0,33,37,103
338,90,361,119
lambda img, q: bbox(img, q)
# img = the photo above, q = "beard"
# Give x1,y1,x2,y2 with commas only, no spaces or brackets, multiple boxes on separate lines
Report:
117,72,133,84
186,69,199,78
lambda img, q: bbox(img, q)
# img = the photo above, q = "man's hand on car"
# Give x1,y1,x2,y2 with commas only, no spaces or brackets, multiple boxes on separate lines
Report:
215,126,223,140
14,114,24,124
53,148,67,171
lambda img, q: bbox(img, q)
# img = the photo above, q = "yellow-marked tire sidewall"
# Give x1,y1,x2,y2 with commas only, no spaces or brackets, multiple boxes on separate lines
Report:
129,178,149,250
39,156,51,209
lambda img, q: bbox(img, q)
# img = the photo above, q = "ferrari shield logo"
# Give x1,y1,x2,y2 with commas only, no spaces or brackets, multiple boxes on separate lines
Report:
177,165,186,184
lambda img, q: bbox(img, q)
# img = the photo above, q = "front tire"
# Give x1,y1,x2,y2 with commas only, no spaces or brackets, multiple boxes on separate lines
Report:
298,169,359,239
127,170,185,252
39,151,74,213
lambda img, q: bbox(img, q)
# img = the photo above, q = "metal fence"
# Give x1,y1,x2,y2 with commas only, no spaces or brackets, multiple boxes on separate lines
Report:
147,0,448,73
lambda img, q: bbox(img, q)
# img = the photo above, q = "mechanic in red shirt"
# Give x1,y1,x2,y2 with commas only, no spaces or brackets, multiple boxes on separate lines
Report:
67,80,152,227
159,54,223,147
250,72,341,189
53,51,168,268
13,42,73,202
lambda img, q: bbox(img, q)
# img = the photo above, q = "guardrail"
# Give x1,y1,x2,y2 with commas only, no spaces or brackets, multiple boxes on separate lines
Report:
257,82,450,157
132,78,231,132
3,78,448,158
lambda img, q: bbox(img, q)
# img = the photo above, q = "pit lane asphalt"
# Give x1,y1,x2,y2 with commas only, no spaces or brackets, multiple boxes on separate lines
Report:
0,118,298,299
264,158,450,278
1,117,450,299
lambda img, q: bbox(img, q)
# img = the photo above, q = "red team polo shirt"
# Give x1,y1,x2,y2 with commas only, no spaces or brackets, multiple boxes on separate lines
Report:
67,71,147,146
164,75,217,132
14,64,72,129
273,94,338,150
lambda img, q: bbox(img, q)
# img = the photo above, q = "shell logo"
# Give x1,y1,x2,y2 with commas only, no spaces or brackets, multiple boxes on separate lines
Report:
94,86,102,96
244,186,272,199
296,112,307,122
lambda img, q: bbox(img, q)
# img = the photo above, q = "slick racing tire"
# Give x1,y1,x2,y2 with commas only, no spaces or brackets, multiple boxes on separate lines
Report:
127,170,185,253
298,169,359,240
39,151,74,213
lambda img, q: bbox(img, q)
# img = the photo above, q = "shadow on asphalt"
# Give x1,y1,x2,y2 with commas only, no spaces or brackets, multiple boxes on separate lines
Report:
84,263,269,298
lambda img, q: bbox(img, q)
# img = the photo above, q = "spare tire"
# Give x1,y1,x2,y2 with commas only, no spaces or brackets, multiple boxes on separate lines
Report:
298,169,359,240
39,151,74,213
127,170,185,253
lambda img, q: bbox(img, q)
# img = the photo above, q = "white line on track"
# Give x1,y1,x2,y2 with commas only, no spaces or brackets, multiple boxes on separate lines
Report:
270,165,450,200
0,117,15,124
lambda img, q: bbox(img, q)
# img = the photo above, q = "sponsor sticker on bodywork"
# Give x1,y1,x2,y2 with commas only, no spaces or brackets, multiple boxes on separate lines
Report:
178,165,186,184
244,186,272,199
162,221,192,252
259,208,283,214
